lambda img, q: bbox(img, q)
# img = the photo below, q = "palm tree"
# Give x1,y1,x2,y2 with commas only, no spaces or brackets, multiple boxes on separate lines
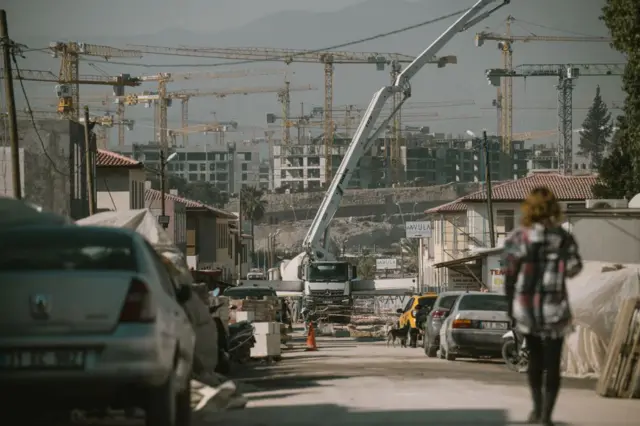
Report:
240,186,267,262
392,238,419,273
357,256,376,279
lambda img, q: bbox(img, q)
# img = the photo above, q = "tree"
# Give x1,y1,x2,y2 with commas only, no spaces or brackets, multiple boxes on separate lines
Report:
357,256,376,280
595,0,640,196
577,86,613,168
240,186,267,260
392,238,419,273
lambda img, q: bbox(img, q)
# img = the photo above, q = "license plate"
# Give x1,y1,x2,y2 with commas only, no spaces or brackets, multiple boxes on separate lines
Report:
0,350,86,370
481,321,508,330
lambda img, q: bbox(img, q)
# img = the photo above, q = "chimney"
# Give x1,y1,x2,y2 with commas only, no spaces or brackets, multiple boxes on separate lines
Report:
144,181,152,190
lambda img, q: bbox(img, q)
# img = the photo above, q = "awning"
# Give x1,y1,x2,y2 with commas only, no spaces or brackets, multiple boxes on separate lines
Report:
432,247,503,269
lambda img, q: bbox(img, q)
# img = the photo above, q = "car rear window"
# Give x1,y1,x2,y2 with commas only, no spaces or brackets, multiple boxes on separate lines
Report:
437,295,460,310
223,287,277,299
458,294,508,312
0,228,137,271
417,296,437,310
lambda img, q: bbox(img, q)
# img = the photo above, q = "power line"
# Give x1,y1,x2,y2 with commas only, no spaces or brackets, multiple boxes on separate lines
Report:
11,53,68,176
82,7,469,69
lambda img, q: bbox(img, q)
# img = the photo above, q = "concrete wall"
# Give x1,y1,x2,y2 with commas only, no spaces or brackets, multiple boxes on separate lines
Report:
96,168,145,211
146,198,187,255
197,215,217,268
568,214,640,264
226,182,484,223
0,119,88,219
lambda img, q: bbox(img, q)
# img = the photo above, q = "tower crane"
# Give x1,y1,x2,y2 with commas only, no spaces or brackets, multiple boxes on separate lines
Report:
120,84,317,150
1,68,141,122
475,15,612,153
127,43,457,183
48,42,143,120
135,69,285,146
14,109,134,148
486,62,624,173
166,122,238,146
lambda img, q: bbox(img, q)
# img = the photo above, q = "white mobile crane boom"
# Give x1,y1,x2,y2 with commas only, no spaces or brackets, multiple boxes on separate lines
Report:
303,0,510,259
262,0,511,325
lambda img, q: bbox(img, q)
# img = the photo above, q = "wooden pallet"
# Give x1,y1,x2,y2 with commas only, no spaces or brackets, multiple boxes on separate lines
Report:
596,297,640,398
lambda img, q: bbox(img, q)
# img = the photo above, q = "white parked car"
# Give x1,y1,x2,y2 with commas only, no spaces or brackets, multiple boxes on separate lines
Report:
438,291,510,361
0,225,196,426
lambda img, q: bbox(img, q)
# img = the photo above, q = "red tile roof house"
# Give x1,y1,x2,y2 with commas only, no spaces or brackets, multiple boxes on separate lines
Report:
422,172,599,290
95,149,146,212
145,187,242,280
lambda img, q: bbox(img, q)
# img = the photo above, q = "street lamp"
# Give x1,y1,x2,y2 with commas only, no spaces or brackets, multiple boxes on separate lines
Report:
467,129,496,248
159,150,177,229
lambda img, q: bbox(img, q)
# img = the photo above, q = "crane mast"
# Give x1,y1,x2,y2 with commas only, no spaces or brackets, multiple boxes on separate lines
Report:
302,0,510,260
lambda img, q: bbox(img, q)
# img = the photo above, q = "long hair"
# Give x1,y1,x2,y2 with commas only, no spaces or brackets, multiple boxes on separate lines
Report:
520,186,562,227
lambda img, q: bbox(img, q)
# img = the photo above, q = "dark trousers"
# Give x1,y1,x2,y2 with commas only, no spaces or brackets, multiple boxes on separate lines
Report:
525,334,564,420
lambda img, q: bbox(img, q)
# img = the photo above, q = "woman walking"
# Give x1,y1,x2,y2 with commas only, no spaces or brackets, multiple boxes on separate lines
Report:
502,187,583,426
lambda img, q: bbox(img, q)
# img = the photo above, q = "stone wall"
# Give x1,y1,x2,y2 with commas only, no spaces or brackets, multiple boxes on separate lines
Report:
227,182,483,214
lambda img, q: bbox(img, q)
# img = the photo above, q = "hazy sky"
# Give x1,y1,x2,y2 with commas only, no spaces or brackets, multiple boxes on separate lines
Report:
6,0,365,37
3,0,626,151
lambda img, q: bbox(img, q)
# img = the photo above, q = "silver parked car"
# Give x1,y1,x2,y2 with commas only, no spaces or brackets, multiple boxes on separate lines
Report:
0,226,196,426
423,291,465,357
439,292,510,361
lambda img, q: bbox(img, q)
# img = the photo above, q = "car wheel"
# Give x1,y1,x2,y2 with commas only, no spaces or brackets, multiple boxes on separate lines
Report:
445,351,457,361
146,372,178,426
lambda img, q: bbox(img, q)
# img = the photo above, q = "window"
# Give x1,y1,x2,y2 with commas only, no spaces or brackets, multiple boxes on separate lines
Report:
242,173,247,181
209,163,216,171
244,152,251,161
200,174,206,181
458,294,508,312
209,173,216,181
0,228,137,271
188,163,198,171
199,163,207,171
241,163,248,171
188,173,198,181
187,152,206,162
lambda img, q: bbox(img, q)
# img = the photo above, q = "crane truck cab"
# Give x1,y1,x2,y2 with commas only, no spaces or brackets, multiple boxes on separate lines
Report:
298,260,357,324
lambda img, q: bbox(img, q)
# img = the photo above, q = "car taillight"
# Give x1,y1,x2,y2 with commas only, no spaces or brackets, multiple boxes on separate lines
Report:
431,310,446,319
411,310,417,318
452,319,472,329
119,279,155,323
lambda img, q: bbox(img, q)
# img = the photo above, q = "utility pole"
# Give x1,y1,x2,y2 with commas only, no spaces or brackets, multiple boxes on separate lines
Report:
237,187,243,284
1,10,21,199
159,150,168,229
483,130,496,248
83,106,95,215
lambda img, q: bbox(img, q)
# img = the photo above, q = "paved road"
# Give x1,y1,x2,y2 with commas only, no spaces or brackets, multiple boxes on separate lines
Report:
210,337,639,425
54,336,640,425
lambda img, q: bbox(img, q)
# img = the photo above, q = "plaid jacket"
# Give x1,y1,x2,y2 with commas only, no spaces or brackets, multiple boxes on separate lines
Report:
502,224,583,338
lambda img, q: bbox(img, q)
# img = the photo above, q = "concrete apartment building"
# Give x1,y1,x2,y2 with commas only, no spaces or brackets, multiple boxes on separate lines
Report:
401,137,530,185
0,119,91,219
272,136,384,191
118,140,261,194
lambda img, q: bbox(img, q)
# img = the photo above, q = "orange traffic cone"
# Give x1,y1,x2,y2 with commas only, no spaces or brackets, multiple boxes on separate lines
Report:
305,322,318,351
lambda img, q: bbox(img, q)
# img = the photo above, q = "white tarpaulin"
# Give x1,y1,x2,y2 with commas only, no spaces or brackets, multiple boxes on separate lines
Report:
76,209,175,251
562,262,640,378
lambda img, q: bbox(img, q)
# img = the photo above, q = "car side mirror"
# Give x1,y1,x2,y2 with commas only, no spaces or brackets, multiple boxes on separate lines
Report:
396,308,403,314
176,285,192,304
